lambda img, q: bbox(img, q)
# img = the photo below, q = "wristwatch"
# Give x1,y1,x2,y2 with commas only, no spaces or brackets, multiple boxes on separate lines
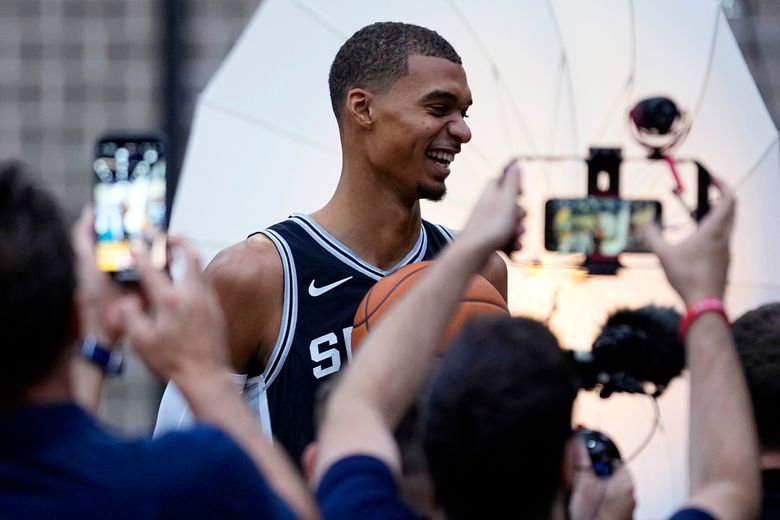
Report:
79,336,124,376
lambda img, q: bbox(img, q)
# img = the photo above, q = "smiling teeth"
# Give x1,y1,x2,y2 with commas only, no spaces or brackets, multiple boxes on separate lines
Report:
426,150,455,163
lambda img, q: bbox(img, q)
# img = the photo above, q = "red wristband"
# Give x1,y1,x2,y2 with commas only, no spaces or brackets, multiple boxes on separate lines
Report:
679,298,729,340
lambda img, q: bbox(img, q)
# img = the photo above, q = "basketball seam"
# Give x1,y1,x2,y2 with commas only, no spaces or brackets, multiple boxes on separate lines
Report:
366,263,432,325
353,266,508,334
356,297,507,329
459,299,510,311
355,263,432,330
360,285,373,331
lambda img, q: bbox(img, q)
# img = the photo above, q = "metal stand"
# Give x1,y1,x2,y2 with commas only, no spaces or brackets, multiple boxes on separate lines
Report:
584,148,623,275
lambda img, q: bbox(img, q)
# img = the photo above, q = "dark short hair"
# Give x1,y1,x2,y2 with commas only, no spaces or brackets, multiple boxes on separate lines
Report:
733,302,780,450
0,161,76,402
423,316,578,520
328,21,462,122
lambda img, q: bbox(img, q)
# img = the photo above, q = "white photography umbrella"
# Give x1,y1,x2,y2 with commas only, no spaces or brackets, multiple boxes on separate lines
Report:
172,1,780,517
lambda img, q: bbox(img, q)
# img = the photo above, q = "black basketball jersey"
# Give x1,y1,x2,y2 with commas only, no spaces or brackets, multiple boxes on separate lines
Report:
243,213,453,464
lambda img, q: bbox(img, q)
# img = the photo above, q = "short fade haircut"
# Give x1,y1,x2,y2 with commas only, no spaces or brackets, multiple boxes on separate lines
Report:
328,21,462,122
0,161,76,402
423,316,578,520
733,302,780,451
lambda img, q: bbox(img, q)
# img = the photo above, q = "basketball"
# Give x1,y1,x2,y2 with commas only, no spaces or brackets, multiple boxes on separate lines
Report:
352,261,509,354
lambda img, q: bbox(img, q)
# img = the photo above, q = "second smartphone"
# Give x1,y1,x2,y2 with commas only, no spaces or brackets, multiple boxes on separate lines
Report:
93,132,168,281
544,197,662,256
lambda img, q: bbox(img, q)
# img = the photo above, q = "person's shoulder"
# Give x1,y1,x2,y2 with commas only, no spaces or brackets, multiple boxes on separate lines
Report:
148,425,297,518
317,455,423,520
150,424,252,470
667,508,717,520
205,236,285,369
206,235,282,290
204,235,283,316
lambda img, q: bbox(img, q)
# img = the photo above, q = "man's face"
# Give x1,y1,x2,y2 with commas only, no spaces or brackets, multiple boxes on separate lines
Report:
367,54,472,202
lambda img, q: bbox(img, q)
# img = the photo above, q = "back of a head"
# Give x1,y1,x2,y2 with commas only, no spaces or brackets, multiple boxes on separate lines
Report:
733,302,780,451
0,162,75,403
423,316,577,519
328,21,462,123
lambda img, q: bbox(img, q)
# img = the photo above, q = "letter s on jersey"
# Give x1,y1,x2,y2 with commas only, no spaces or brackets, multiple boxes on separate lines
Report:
309,327,352,379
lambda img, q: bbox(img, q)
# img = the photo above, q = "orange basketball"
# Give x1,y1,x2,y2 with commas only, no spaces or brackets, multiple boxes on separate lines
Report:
352,261,509,355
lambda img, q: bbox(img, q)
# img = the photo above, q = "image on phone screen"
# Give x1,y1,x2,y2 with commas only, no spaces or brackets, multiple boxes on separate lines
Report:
93,135,167,280
544,197,661,255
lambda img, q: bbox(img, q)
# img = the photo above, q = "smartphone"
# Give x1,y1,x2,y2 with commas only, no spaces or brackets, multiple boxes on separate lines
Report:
576,428,622,477
93,132,168,281
544,197,662,255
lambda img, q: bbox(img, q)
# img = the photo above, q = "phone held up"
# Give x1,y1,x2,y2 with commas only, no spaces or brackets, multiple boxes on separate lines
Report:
92,132,168,282
545,197,662,256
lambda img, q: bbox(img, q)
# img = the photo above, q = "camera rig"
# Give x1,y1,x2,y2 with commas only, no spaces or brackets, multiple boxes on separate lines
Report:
583,146,713,274
519,96,715,275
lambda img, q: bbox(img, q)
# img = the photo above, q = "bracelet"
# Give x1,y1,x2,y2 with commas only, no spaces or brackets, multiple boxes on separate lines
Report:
679,298,729,340
79,336,124,376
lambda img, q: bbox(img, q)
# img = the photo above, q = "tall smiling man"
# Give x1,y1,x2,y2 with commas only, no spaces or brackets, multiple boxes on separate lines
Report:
156,22,507,464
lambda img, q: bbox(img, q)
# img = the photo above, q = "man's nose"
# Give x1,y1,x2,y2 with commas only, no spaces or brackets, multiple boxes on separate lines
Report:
450,116,472,144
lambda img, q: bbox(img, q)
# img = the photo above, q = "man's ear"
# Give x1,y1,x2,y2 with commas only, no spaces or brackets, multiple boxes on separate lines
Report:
302,442,319,483
345,88,374,129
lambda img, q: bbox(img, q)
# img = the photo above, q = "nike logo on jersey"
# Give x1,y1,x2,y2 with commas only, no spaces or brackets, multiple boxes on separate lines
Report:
308,276,353,297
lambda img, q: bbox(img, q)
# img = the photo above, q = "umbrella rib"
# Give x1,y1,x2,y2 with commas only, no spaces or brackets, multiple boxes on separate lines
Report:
445,0,541,154
594,0,636,147
621,158,665,197
621,0,637,150
289,0,348,40
494,69,516,156
592,79,634,146
689,6,722,127
258,1,498,177
200,97,340,156
547,61,564,154
544,0,580,155
733,135,779,191
593,84,636,150
466,142,505,177
542,0,580,198
727,281,780,291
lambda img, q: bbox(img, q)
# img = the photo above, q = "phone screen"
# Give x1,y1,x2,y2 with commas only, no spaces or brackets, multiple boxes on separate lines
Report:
93,135,167,280
544,197,661,255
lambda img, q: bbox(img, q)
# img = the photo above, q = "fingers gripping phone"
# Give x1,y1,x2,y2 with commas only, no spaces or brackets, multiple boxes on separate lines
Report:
545,197,662,256
93,132,168,281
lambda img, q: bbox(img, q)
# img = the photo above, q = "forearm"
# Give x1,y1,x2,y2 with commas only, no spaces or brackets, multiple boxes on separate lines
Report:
71,327,117,413
177,371,318,520
316,169,522,483
336,235,489,426
316,238,488,481
71,357,106,412
686,313,759,518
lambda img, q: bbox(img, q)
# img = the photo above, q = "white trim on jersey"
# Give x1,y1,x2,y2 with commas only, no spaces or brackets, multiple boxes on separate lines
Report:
254,217,451,402
256,229,298,392
245,374,273,439
289,213,428,280
434,224,456,242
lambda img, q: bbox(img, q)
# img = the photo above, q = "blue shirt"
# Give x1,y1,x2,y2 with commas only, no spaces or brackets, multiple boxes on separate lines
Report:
0,403,296,519
317,455,424,520
318,455,717,520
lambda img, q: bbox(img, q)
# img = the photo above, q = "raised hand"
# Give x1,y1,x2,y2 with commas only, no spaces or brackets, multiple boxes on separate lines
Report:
121,238,229,381
460,158,525,256
643,175,735,305
568,438,636,520
72,207,127,345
